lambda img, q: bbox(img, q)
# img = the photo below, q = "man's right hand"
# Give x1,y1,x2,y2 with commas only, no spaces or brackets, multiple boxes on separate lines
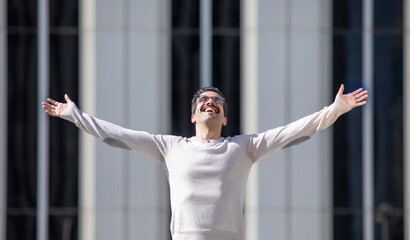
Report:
42,94,72,117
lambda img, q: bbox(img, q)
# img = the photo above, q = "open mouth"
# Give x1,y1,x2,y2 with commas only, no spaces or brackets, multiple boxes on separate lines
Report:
200,105,220,114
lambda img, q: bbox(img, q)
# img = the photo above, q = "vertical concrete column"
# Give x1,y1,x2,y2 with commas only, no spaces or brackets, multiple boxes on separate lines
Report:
127,0,170,239
362,0,374,239
200,0,212,88
287,0,332,239
80,0,171,239
244,0,333,239
37,0,50,239
241,0,259,240
0,0,6,239
79,0,96,240
252,0,289,239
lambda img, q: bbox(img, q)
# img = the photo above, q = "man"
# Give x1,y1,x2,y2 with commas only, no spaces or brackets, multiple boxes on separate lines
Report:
42,85,367,240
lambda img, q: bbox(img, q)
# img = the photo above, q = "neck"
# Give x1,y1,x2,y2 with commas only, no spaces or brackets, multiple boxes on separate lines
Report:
195,124,222,140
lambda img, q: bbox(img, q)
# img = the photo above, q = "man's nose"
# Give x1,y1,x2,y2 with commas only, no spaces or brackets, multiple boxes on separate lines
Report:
206,100,215,105
206,98,216,104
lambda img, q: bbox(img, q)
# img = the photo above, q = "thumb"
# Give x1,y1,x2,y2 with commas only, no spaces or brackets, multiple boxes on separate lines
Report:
337,84,344,96
64,94,72,103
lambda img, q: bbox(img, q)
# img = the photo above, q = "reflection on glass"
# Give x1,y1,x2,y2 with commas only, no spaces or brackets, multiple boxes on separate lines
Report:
49,215,78,240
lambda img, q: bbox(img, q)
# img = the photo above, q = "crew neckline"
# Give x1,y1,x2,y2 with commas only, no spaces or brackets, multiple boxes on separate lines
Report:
190,136,225,143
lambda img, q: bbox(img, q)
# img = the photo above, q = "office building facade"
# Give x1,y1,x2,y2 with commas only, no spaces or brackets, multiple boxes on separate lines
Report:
0,0,408,239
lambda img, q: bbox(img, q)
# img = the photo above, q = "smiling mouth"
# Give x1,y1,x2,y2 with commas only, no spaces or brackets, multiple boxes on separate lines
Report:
200,105,220,114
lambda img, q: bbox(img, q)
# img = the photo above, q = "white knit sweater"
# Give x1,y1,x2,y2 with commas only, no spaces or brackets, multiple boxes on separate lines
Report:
61,95,351,240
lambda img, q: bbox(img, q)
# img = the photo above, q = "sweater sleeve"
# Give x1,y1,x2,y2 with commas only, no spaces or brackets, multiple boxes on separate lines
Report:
247,94,352,162
60,102,177,163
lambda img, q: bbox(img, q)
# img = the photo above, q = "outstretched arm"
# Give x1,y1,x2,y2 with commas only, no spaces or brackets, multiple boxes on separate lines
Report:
41,94,178,163
247,85,368,161
42,94,72,117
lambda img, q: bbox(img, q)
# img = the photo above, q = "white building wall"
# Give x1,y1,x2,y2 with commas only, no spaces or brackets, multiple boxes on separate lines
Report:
243,0,332,239
80,0,170,239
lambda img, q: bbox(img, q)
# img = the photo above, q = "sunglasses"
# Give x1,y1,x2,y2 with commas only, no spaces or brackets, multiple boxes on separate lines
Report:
197,96,225,104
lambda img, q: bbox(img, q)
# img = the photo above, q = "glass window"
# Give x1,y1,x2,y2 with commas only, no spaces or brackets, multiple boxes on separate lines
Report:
7,0,37,28
373,0,403,30
332,33,364,240
373,0,404,239
373,33,403,240
6,216,37,240
7,1,79,239
212,0,240,29
7,32,38,240
332,0,404,239
333,0,362,31
172,0,199,29
211,0,240,137
49,33,79,239
212,35,240,137
171,0,240,138
171,35,200,137
49,0,79,27
48,2,79,239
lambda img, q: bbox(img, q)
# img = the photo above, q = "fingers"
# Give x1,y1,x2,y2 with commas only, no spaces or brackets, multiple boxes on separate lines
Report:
47,98,60,106
356,101,367,107
356,92,368,102
350,88,363,96
41,102,57,117
42,102,55,110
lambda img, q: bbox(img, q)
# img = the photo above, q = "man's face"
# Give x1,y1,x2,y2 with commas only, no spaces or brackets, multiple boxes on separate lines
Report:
191,91,227,126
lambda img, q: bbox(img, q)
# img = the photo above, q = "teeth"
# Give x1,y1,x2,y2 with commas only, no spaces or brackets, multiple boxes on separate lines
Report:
201,105,219,113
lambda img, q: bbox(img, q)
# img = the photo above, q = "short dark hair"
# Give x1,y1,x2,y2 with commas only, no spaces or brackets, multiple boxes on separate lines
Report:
191,86,228,117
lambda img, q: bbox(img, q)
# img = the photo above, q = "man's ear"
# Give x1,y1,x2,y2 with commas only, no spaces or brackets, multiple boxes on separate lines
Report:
223,117,227,126
191,114,197,124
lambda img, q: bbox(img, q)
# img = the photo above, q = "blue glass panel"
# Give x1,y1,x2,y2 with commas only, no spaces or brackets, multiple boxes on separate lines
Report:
333,215,363,240
374,0,403,29
333,34,363,208
373,34,403,240
332,33,364,240
333,0,362,30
